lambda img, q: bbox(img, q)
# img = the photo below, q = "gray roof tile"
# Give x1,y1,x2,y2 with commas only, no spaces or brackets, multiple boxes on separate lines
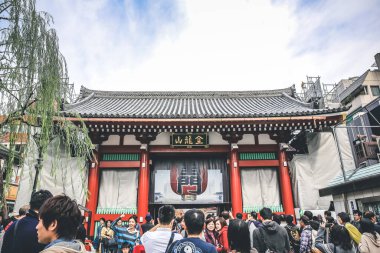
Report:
327,163,380,187
63,86,347,118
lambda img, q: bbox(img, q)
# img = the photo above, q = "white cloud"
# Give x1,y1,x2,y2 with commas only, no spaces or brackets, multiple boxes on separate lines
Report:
37,0,380,92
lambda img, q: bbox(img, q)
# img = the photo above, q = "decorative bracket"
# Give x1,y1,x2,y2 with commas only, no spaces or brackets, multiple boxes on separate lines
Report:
221,132,243,143
135,133,157,144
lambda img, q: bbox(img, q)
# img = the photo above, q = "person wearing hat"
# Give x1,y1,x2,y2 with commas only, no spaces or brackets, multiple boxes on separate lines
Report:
141,213,154,234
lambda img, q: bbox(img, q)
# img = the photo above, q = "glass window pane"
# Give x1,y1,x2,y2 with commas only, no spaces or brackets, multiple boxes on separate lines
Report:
371,86,380,96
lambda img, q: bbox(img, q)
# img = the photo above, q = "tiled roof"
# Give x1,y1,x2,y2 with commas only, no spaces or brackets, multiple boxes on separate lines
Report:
63,86,347,118
327,163,380,187
337,70,369,103
319,162,380,196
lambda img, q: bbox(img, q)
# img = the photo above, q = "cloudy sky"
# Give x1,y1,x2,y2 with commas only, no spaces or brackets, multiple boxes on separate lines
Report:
37,0,380,92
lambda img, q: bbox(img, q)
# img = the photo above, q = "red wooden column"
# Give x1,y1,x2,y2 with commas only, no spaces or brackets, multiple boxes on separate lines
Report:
137,146,150,223
86,150,100,236
229,144,243,216
278,149,295,215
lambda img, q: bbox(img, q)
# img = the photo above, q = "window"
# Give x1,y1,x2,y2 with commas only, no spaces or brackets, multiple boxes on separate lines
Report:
370,86,380,96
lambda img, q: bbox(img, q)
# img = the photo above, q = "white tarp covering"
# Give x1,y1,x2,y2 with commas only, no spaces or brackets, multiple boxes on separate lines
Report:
14,138,88,211
289,132,353,210
97,169,138,209
241,168,281,207
335,127,356,171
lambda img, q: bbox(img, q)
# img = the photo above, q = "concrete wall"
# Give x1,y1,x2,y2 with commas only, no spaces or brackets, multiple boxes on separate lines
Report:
333,186,380,215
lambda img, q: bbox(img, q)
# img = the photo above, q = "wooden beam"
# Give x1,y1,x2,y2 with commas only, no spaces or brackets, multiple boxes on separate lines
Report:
239,160,279,167
99,161,140,168
239,145,278,152
99,146,140,153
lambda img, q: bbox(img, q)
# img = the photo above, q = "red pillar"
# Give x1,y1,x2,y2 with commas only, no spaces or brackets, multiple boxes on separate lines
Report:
137,147,150,224
278,149,295,215
229,146,243,216
86,150,100,237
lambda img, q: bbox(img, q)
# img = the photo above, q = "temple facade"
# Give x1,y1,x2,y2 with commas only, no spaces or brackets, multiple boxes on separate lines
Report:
64,86,346,236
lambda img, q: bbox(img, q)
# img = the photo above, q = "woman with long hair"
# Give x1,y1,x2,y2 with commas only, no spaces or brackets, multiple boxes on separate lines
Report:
204,217,219,248
358,218,380,253
315,222,355,253
228,219,251,253
215,217,229,253
101,220,115,253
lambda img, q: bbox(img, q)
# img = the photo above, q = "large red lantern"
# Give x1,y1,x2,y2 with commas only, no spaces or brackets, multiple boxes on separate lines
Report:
170,162,208,200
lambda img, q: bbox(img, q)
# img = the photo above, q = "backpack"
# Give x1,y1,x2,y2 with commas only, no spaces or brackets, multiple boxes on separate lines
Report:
287,226,300,247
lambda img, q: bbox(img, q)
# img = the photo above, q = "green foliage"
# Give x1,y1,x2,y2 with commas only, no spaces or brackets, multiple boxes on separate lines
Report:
0,0,93,211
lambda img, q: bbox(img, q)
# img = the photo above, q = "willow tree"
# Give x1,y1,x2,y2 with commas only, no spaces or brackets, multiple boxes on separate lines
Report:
0,0,93,216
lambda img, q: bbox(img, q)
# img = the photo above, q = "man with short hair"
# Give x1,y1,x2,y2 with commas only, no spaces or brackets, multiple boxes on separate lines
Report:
363,211,380,233
168,209,217,253
219,211,231,225
36,194,86,253
236,213,243,220
303,211,313,221
141,213,154,234
248,211,262,249
251,207,290,253
141,205,182,253
17,204,29,218
351,210,362,231
299,216,312,253
1,189,53,253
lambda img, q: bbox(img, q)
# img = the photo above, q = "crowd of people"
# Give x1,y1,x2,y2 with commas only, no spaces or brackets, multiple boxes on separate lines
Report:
0,192,379,253
93,207,380,253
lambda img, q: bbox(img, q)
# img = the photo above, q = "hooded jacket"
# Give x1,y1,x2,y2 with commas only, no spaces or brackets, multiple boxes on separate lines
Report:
40,240,86,253
251,220,290,253
358,232,380,253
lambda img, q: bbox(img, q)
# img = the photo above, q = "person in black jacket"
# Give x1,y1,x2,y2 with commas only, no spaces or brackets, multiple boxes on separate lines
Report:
1,189,53,253
141,213,154,234
364,211,380,234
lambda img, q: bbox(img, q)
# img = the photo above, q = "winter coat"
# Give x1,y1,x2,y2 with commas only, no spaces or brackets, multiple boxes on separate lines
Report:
315,227,355,253
218,226,229,253
300,225,312,253
358,232,380,253
40,240,86,253
1,210,46,253
251,220,290,253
